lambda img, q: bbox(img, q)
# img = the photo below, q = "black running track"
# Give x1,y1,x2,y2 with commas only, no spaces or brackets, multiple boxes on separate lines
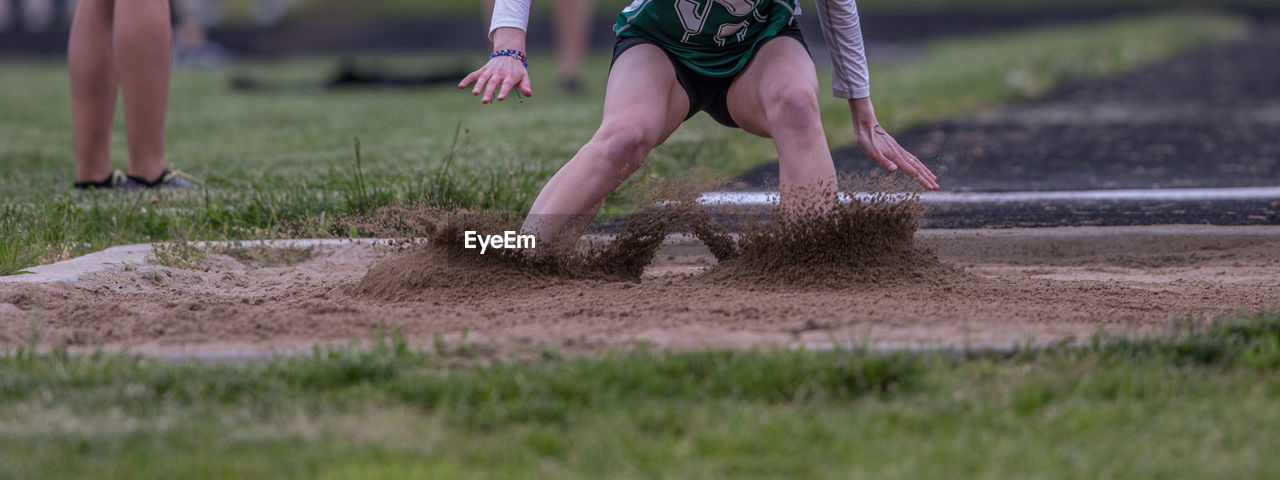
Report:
740,20,1280,228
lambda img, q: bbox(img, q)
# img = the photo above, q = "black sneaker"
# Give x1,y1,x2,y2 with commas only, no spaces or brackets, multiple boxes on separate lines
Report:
127,169,201,189
74,170,136,190
559,76,585,95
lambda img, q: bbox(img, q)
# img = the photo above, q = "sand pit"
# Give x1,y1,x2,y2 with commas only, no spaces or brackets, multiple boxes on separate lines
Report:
1,224,1277,358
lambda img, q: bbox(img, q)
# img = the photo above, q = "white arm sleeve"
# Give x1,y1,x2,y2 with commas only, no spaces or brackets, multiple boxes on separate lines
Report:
812,0,870,99
490,0,532,39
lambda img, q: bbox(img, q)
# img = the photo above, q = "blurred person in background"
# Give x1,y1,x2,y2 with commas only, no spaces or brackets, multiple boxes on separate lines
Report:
172,0,228,67
487,0,593,94
549,0,593,93
1,0,68,32
172,0,292,68
69,0,194,189
0,1,10,31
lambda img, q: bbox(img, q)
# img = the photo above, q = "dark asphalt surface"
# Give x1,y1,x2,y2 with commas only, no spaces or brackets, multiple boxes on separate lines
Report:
741,21,1280,228
923,199,1279,229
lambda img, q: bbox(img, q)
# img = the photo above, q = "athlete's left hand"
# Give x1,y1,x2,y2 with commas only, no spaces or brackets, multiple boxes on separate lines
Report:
459,27,533,104
850,97,939,190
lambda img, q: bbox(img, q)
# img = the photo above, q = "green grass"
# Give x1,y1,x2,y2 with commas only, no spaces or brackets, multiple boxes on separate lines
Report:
0,236,41,276
2,313,1278,478
0,12,1246,273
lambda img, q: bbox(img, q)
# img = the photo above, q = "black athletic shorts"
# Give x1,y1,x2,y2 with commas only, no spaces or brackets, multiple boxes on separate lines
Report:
610,22,810,129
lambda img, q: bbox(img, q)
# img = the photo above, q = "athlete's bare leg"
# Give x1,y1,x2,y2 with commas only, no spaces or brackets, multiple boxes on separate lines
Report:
70,0,171,183
725,36,837,206
521,44,689,245
114,0,171,182
69,0,118,183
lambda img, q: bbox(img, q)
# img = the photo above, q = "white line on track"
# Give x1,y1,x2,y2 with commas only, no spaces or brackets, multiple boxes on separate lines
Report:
699,186,1280,206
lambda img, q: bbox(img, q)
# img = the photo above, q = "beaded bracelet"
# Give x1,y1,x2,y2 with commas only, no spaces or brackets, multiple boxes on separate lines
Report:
489,49,528,68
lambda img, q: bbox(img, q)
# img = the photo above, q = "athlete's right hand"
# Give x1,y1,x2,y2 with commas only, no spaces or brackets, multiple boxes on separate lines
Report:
459,55,533,105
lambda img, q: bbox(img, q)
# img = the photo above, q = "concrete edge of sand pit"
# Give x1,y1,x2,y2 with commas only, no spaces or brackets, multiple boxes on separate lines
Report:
7,225,1280,285
158,341,1056,362
0,238,401,285
48,339,1066,363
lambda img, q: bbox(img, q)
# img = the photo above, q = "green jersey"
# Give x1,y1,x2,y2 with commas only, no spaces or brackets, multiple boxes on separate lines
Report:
614,0,801,77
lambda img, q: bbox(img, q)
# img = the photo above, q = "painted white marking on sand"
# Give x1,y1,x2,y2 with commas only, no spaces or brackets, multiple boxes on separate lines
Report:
698,186,1280,206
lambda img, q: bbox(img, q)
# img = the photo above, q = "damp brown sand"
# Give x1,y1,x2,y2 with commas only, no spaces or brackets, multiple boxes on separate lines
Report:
2,226,1278,357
